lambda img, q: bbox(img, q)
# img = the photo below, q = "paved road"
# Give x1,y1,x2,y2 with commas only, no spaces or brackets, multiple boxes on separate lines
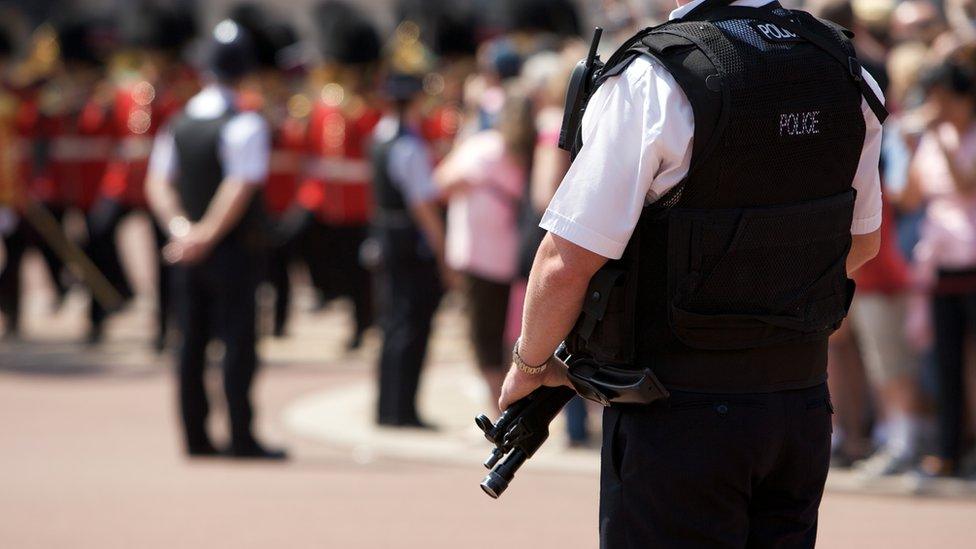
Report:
2,233,975,548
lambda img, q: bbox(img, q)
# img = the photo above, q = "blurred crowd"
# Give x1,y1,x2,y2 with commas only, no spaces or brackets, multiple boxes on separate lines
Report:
1,0,976,477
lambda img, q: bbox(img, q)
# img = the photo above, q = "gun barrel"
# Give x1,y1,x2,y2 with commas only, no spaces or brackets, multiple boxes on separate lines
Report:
480,448,527,499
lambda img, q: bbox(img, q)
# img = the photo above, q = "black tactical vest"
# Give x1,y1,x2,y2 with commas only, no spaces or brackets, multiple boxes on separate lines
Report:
566,2,885,392
171,108,267,250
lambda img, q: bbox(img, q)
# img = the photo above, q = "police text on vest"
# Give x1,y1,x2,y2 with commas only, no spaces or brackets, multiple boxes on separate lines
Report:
749,22,804,43
779,111,820,137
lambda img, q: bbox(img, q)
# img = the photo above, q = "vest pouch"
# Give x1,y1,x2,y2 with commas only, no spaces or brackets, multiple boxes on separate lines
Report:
667,191,855,350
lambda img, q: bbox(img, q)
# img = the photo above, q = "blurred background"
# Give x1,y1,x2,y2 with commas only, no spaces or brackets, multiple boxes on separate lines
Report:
1,0,976,547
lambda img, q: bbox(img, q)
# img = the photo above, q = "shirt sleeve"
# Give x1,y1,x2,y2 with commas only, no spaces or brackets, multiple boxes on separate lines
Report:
540,56,694,259
388,136,439,206
220,112,271,185
850,68,885,235
147,127,177,183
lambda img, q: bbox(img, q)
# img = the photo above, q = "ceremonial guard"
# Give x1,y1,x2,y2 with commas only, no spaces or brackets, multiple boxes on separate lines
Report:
146,19,284,460
296,1,382,349
87,3,198,347
231,4,307,338
26,18,109,304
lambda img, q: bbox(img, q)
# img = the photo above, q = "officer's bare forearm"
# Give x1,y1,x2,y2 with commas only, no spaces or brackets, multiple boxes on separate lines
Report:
847,229,881,275
196,178,259,244
518,233,608,366
146,174,187,232
410,200,447,262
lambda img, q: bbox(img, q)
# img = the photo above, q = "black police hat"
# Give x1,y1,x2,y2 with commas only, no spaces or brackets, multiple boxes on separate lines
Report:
314,1,381,65
206,19,257,81
384,72,425,101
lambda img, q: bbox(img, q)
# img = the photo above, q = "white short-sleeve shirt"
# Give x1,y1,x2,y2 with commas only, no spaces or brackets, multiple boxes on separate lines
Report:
147,84,270,185
541,0,885,260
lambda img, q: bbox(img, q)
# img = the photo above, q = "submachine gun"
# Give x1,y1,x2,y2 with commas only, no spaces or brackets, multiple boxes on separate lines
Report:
475,348,670,498
475,384,576,499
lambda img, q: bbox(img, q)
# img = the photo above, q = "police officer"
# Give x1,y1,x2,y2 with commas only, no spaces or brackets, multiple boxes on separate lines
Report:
499,0,885,545
371,59,451,428
146,20,284,460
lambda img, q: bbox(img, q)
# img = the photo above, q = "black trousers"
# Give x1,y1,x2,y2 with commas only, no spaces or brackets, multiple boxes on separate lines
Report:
0,211,68,331
600,383,833,549
931,291,976,463
173,242,260,450
86,198,170,341
0,221,27,331
375,255,442,424
265,241,292,335
305,222,373,334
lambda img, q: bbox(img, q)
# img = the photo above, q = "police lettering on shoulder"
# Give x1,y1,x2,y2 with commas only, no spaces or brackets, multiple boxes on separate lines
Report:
488,0,886,546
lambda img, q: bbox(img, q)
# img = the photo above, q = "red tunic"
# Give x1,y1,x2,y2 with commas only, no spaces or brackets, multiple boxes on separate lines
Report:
265,115,307,216
13,91,41,205
100,80,184,208
33,105,113,211
298,99,381,225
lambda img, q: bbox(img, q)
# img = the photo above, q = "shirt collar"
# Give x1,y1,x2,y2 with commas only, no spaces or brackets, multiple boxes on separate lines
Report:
186,83,237,120
669,0,776,20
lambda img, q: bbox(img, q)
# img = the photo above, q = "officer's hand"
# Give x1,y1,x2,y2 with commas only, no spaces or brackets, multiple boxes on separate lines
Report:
163,227,215,265
498,356,571,411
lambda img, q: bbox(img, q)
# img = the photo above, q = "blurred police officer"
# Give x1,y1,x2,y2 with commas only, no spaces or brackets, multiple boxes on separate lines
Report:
499,0,886,545
146,20,284,459
371,55,450,428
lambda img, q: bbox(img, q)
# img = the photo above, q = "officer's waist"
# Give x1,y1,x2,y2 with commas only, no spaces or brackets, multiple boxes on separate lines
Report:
645,339,829,394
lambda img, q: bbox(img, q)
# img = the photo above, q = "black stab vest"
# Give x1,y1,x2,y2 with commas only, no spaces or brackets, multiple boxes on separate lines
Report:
567,4,873,392
171,108,267,250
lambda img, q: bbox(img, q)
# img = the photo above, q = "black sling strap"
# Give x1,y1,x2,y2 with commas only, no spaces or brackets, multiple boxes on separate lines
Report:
706,5,888,124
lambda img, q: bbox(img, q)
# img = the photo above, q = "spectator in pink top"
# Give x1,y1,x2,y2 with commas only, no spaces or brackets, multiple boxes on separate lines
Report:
435,92,535,410
903,59,976,477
